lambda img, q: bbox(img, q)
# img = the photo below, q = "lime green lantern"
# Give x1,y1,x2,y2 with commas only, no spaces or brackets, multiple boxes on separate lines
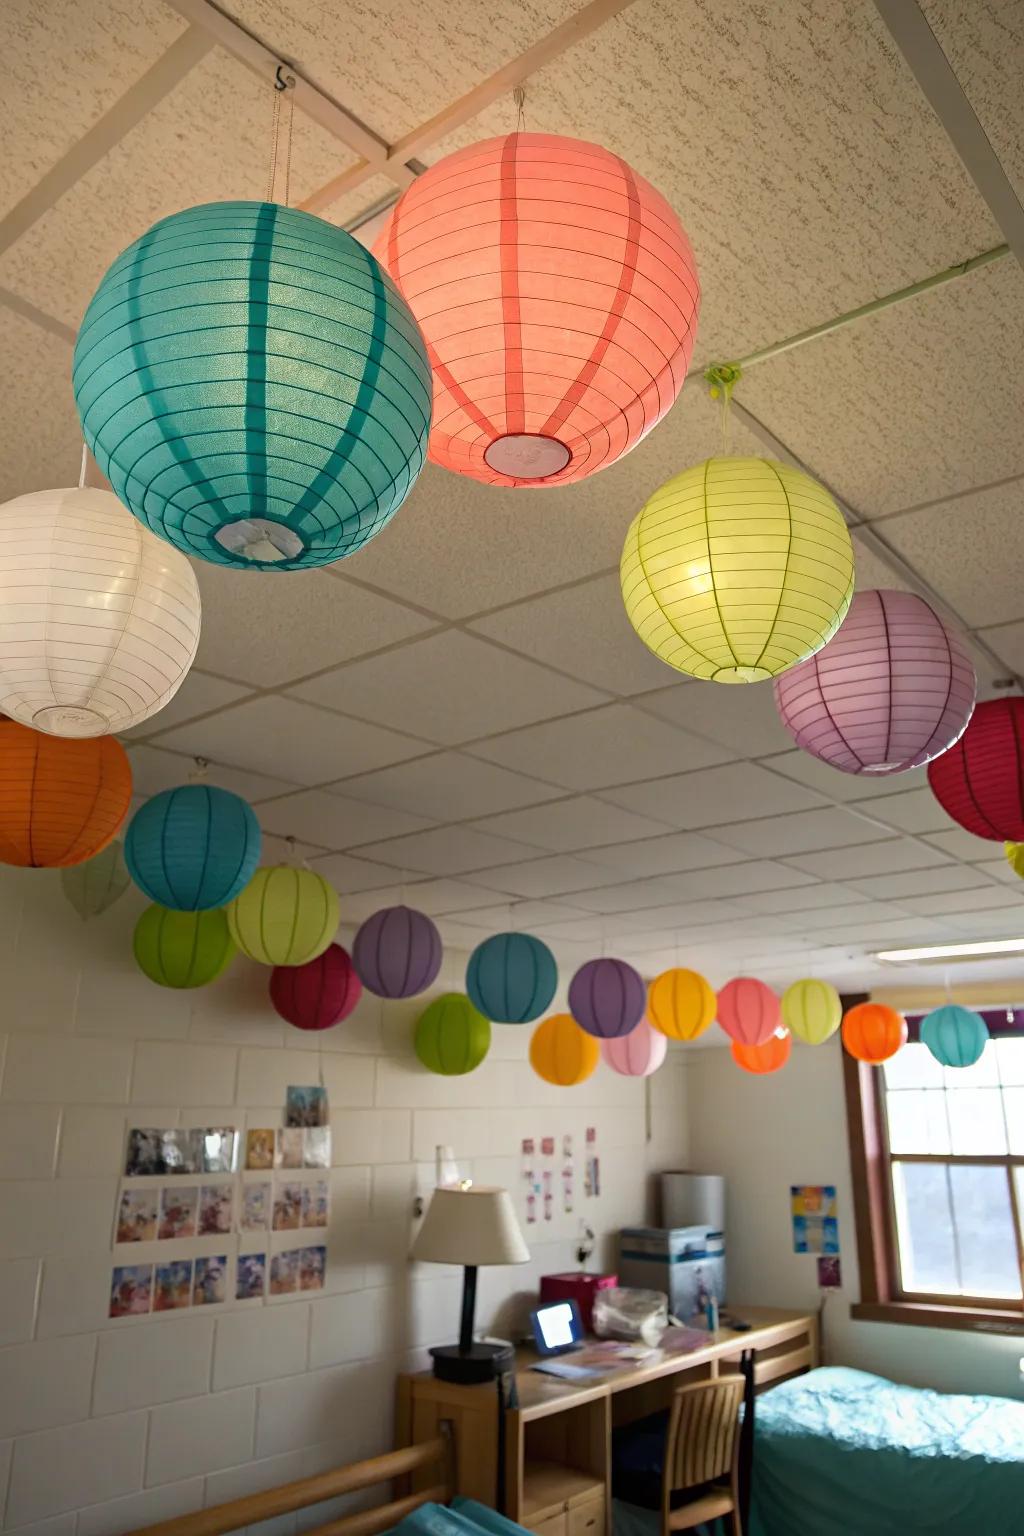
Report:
227,866,339,966
415,993,491,1075
133,905,236,988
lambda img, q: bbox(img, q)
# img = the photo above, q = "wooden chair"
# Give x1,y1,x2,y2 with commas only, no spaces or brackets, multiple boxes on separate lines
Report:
660,1375,744,1536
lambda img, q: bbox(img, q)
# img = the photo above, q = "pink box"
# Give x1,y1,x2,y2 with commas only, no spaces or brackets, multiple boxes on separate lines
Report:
540,1271,618,1334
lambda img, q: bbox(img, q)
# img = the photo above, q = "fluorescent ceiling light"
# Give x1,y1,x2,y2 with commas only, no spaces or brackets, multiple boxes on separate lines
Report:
874,938,1024,964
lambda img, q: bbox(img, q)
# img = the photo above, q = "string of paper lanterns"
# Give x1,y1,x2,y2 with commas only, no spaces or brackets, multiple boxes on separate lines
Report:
269,944,362,1032
125,784,261,910
466,932,558,1025
0,721,132,868
927,698,1024,841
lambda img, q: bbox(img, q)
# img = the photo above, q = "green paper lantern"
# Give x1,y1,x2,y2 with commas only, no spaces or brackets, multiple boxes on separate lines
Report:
415,993,491,1075
133,905,236,988
61,839,131,919
73,201,432,570
227,865,339,966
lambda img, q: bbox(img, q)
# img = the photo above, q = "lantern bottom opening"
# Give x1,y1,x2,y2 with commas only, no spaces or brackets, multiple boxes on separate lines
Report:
713,665,773,684
483,433,571,479
214,518,305,564
32,704,109,737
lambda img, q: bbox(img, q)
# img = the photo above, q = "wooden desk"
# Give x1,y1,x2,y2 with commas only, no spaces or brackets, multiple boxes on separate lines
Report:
396,1308,817,1536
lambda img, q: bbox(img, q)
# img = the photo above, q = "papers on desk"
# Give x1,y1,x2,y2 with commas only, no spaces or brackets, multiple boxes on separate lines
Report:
659,1325,710,1353
530,1359,606,1381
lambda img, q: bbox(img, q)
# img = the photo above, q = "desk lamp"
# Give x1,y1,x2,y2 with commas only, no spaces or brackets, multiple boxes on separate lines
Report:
412,1181,529,1383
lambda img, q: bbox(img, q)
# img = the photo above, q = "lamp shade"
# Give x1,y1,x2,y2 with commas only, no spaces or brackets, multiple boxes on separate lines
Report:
227,866,339,966
621,457,854,683
717,978,780,1047
781,979,841,1045
920,1004,989,1068
73,201,432,570
415,993,491,1075
412,1185,529,1266
569,957,646,1039
773,589,976,775
927,698,1024,841
731,1033,792,1075
0,722,131,867
352,904,442,998
133,904,236,988
647,967,716,1041
466,932,557,1024
602,1020,667,1077
841,1002,907,1064
269,943,362,1031
60,838,130,919
529,1013,600,1086
0,488,201,737
375,133,700,487
125,784,260,910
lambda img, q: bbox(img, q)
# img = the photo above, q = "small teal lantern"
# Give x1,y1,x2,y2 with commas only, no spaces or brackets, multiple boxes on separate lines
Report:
466,932,558,1024
125,785,260,910
73,201,432,570
920,1004,990,1068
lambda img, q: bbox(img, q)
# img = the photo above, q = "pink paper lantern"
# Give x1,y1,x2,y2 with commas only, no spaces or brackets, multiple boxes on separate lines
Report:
717,978,780,1047
602,1020,668,1077
773,589,976,776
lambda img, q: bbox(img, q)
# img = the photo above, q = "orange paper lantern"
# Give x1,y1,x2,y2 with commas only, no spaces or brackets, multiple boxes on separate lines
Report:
648,967,716,1041
530,1013,600,1086
731,1034,792,1075
0,721,131,867
376,133,700,488
717,977,780,1047
841,1002,907,1064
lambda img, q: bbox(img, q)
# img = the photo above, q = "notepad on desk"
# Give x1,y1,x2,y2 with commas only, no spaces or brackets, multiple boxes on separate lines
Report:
530,1359,607,1381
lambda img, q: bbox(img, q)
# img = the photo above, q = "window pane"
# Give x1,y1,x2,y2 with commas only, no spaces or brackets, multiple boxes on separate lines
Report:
949,1165,1022,1299
996,1038,1024,1086
944,1049,999,1089
885,1090,950,1153
1005,1088,1024,1154
884,1042,944,1089
893,1162,956,1293
946,1088,1008,1153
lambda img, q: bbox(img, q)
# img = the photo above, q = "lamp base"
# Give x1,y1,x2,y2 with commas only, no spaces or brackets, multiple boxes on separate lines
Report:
429,1340,515,1384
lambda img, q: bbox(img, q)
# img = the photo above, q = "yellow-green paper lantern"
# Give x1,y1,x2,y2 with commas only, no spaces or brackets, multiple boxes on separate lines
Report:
1005,842,1024,879
782,978,842,1045
415,993,491,1075
620,456,855,683
647,967,716,1041
227,866,339,967
134,905,236,988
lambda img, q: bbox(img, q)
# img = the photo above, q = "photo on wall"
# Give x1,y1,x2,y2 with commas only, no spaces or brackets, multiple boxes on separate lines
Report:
125,1128,201,1177
110,1264,153,1318
158,1186,198,1241
277,1128,304,1169
273,1182,302,1231
304,1128,331,1169
246,1129,275,1171
200,1128,239,1174
241,1182,271,1232
285,1086,328,1128
116,1189,158,1244
302,1180,329,1229
237,1252,266,1301
193,1256,228,1306
199,1183,234,1236
270,1250,299,1295
154,1260,193,1312
299,1245,326,1291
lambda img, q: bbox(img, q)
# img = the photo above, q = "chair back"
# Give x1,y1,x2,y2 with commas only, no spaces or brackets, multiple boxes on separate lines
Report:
663,1375,744,1495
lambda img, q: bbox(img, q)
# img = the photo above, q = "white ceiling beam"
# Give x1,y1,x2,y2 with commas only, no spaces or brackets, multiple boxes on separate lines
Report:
874,0,1024,268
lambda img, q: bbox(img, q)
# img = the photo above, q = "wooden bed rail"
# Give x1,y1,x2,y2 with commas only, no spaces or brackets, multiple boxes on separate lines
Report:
128,1429,455,1536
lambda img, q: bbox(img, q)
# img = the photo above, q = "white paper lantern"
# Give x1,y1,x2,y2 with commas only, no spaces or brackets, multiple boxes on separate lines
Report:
0,487,201,737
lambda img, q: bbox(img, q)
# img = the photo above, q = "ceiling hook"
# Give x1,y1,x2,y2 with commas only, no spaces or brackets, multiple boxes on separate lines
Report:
275,63,295,91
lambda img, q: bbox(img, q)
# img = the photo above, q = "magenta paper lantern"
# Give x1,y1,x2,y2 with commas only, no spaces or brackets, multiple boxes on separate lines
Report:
717,977,780,1046
269,943,362,1031
773,589,976,776
602,1020,667,1077
569,958,645,1039
352,904,442,998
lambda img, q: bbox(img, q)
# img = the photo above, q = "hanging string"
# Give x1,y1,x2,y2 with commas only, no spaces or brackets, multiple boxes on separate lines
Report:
267,65,296,205
704,362,742,457
513,84,526,134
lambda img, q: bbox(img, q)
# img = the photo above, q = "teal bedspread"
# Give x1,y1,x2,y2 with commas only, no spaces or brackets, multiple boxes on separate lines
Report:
749,1366,1024,1536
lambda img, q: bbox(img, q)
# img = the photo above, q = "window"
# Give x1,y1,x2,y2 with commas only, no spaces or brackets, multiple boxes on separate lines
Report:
844,1025,1024,1333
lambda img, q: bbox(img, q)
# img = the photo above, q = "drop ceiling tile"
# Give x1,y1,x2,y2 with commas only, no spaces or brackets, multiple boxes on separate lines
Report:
924,828,1002,862
601,762,823,828
353,825,541,877
850,534,915,594
255,789,433,850
899,885,1016,917
126,745,294,805
444,900,586,930
291,630,607,746
759,751,929,803
977,620,1024,677
190,566,436,687
126,671,253,739
311,853,410,895
338,878,503,919
558,876,700,916
330,752,561,822
0,308,80,503
945,907,1024,936
156,697,428,786
844,867,991,901
922,1,1024,205
472,797,675,854
462,855,619,900
580,832,747,880
634,680,795,758
811,916,960,946
787,839,951,880
469,704,735,792
854,788,956,835
789,901,910,931
710,808,891,859
665,862,819,901
610,900,750,932
736,883,858,914
527,915,621,944
260,833,325,864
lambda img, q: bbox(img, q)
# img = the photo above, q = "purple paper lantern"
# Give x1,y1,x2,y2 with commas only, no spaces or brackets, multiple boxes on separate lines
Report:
352,905,442,999
773,589,976,776
569,957,645,1039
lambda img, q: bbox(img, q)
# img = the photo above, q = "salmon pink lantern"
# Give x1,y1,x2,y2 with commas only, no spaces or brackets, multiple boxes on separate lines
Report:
602,1021,667,1077
717,977,780,1047
269,943,362,1032
927,698,1024,841
375,133,700,487
731,1033,791,1075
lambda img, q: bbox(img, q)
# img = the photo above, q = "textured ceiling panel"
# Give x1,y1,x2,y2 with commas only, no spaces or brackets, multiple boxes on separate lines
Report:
922,0,1024,204
0,308,81,502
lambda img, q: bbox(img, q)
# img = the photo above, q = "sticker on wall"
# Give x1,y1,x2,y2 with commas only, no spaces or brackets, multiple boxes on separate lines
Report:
285,1086,329,1128
110,1264,153,1317
817,1255,842,1289
562,1134,574,1215
791,1185,839,1254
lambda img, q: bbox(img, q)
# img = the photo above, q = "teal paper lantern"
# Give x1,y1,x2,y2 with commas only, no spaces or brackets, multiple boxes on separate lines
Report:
125,785,260,910
466,932,558,1024
73,201,432,570
920,1004,990,1068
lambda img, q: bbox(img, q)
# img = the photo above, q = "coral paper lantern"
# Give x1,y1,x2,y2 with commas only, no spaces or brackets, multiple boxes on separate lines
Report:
920,1004,989,1069
841,1002,907,1065
927,698,1024,841
621,457,854,683
466,932,557,1024
61,839,131,919
602,1021,668,1078
375,133,700,487
125,785,260,910
269,943,362,1032
415,993,491,1076
134,905,236,989
74,202,432,570
529,1014,600,1086
569,958,646,1039
227,867,339,967
773,589,976,775
731,1033,792,1075
0,488,201,737
717,978,780,1047
647,967,716,1041
0,722,131,867
781,979,842,1046
352,905,442,999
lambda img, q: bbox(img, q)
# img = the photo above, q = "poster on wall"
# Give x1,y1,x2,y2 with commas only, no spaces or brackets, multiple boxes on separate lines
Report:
791,1185,839,1254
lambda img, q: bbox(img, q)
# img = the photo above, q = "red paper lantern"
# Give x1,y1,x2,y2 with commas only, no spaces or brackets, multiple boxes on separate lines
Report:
717,977,780,1047
731,1034,791,1075
269,943,362,1031
927,697,1024,841
376,133,700,488
841,1002,907,1065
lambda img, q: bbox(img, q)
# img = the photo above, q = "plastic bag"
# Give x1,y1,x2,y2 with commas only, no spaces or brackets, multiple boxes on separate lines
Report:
592,1286,668,1345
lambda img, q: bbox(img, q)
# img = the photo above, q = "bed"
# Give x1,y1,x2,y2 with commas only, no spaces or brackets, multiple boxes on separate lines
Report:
748,1365,1024,1536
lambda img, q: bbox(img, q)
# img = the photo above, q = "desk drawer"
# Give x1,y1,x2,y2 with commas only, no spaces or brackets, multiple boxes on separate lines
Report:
568,1491,605,1536
525,1513,567,1536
